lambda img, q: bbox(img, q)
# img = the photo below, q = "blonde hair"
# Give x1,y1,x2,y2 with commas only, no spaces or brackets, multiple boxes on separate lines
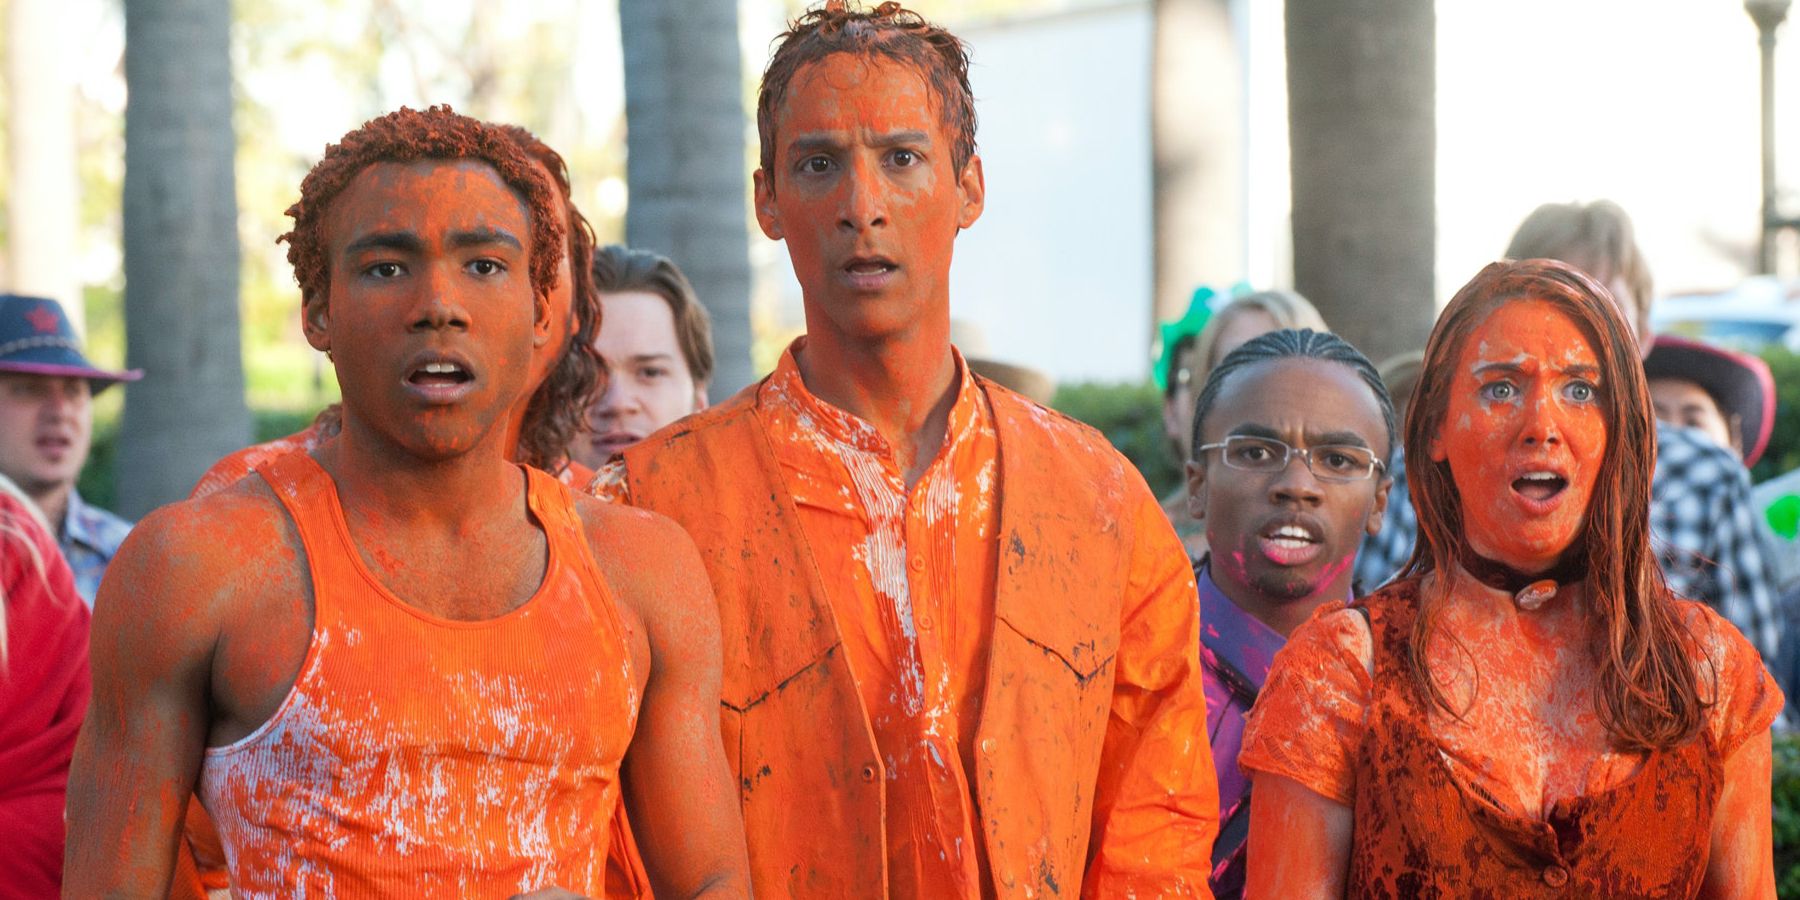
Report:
0,473,53,666
1191,289,1330,384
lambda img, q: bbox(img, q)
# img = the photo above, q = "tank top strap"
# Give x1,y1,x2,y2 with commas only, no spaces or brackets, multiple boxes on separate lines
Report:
255,450,363,623
524,464,585,546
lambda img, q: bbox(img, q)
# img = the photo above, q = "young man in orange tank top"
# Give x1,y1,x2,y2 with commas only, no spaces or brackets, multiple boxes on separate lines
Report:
64,106,750,898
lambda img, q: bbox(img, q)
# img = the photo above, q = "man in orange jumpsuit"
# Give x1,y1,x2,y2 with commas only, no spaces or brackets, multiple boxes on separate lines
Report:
63,106,750,898
591,4,1219,896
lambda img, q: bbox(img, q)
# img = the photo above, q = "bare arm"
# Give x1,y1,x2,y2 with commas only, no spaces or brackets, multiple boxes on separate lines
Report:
583,503,750,899
1700,730,1775,899
1245,773,1353,899
63,505,229,896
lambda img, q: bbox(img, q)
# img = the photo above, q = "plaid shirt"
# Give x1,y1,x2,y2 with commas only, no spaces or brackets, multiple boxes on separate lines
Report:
1652,421,1780,664
58,489,133,608
1357,427,1780,665
1355,446,1415,593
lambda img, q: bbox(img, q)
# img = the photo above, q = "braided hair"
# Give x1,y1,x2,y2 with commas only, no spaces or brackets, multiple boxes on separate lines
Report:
1189,328,1396,465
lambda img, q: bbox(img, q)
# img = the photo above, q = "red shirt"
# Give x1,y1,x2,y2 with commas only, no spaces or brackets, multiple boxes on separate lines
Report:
0,491,91,898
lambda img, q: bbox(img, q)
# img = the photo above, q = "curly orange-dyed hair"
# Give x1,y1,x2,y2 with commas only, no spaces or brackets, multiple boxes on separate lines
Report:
757,1,977,179
497,124,602,471
280,105,565,315
1400,258,1705,752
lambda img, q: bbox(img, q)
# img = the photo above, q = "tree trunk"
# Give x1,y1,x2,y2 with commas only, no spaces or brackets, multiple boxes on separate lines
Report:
1152,0,1243,334
619,0,755,400
118,0,249,518
1286,0,1435,363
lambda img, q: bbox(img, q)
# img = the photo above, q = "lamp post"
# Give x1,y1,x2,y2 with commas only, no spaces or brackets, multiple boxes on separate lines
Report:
1748,0,1793,274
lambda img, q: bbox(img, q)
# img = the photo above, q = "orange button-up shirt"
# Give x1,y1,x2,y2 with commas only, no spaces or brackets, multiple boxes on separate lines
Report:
598,343,996,897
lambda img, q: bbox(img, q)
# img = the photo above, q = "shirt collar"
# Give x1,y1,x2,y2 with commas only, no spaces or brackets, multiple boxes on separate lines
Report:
1196,562,1292,690
61,489,103,551
760,336,985,458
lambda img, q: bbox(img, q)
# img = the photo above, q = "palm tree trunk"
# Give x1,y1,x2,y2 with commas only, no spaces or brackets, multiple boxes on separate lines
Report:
118,0,250,518
1152,0,1243,333
619,0,755,400
1286,0,1435,362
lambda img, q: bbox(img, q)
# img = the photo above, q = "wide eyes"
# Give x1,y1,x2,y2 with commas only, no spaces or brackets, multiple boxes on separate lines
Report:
1562,380,1599,404
1476,378,1600,404
793,148,924,175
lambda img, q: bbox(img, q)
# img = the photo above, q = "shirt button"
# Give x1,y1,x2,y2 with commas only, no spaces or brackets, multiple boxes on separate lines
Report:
861,764,877,783
980,737,997,755
909,556,926,572
918,613,935,631
1542,864,1569,887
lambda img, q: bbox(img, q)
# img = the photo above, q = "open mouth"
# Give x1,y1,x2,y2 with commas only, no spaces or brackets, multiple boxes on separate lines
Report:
842,255,898,287
1256,520,1324,566
407,360,474,388
1511,471,1568,503
592,431,644,453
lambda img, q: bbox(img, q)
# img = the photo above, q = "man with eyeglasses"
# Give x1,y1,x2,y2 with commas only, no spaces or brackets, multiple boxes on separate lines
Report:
1181,328,1394,900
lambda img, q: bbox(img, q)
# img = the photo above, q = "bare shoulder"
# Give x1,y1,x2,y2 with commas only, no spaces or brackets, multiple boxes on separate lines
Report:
98,474,304,636
570,493,712,623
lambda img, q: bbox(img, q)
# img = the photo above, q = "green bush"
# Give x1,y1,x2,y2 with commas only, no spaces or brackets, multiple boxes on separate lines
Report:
1776,734,1800,896
1755,347,1800,484
78,405,326,511
1051,380,1182,499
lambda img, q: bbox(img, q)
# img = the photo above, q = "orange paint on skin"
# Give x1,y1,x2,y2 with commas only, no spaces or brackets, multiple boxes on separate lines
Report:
1429,299,1605,573
753,53,985,487
67,115,749,896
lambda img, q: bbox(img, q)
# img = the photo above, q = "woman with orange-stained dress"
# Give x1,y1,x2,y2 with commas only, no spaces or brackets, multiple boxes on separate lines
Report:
1238,259,1782,898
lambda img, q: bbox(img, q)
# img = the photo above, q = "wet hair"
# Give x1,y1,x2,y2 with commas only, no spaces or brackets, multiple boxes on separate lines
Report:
1505,200,1653,319
591,244,716,388
757,1,977,180
1185,289,1330,402
281,106,565,311
498,124,603,471
1401,259,1703,752
1190,328,1396,466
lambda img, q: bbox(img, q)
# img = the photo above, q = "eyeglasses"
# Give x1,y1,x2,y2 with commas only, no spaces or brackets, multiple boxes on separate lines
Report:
1195,435,1386,483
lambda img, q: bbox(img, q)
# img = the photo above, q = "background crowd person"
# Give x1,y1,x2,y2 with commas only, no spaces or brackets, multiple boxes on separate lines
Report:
0,294,143,606
0,472,90,898
1161,288,1328,558
1185,328,1394,899
592,4,1219,894
1354,349,1424,591
1242,259,1782,897
1645,334,1775,467
571,243,714,472
1505,199,1781,668
64,106,750,897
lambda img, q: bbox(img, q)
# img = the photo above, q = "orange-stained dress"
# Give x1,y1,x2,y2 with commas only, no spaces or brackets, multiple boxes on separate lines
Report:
1240,576,1782,895
197,451,639,897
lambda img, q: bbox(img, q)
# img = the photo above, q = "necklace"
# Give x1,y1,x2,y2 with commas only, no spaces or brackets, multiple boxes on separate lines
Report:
1457,545,1587,611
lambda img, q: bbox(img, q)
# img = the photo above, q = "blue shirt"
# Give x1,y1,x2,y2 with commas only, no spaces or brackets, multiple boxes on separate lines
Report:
59,489,133,607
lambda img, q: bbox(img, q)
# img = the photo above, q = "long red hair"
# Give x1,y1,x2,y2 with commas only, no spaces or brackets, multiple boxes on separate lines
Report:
1399,258,1705,751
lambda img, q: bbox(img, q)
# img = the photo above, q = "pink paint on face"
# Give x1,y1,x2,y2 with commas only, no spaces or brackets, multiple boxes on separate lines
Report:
1430,300,1606,573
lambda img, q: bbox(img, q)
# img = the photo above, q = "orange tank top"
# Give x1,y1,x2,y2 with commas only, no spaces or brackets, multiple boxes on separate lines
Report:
197,451,639,897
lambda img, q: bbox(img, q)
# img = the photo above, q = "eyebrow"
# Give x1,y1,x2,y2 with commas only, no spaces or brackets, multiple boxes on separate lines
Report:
343,227,522,258
786,129,933,158
1226,423,1373,449
1471,360,1602,380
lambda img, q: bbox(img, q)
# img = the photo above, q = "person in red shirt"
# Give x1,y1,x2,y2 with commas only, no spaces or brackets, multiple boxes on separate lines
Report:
0,475,89,898
63,106,749,898
592,3,1218,896
1240,260,1781,897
